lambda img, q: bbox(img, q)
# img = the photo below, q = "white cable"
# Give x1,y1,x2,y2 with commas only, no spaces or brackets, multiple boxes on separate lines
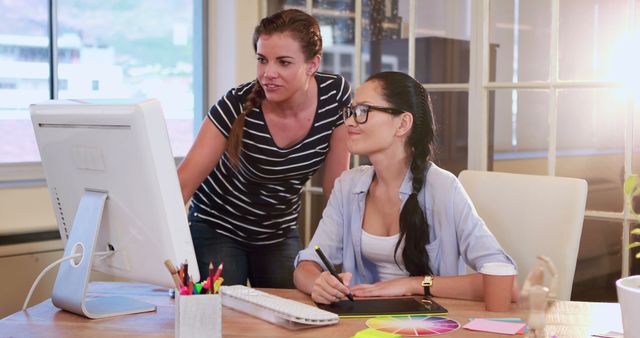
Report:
22,250,114,311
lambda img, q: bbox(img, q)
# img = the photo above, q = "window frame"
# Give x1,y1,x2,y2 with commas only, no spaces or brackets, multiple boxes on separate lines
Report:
473,0,639,277
294,0,639,276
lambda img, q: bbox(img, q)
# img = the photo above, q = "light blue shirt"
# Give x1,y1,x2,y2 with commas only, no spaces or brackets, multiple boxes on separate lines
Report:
294,163,516,285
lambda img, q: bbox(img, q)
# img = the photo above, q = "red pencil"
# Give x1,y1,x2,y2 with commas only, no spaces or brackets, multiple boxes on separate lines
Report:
212,262,224,281
208,261,214,294
178,266,184,288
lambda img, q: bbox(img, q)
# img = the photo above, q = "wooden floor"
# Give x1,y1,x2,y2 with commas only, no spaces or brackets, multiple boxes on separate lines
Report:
572,272,620,302
571,256,640,302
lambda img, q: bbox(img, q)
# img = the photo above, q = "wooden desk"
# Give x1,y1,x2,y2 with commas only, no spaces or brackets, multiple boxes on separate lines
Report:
0,282,623,337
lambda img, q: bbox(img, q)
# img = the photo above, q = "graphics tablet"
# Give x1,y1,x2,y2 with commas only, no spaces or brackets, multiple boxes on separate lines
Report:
316,297,448,318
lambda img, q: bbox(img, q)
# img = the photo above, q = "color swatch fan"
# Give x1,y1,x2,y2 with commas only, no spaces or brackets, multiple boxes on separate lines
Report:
366,316,460,336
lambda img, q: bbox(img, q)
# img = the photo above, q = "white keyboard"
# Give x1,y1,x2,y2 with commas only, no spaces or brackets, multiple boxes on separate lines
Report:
220,285,339,329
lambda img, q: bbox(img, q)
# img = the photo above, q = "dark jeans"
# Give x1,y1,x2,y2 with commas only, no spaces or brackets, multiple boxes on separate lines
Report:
189,222,302,288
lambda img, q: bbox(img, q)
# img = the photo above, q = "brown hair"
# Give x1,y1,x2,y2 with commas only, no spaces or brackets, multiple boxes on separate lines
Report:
227,9,323,167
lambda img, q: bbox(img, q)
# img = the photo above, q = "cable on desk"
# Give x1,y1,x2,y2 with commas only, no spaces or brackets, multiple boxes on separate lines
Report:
22,250,115,311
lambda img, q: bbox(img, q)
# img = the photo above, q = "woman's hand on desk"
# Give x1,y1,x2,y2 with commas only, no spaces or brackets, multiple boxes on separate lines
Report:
311,271,353,304
351,276,422,297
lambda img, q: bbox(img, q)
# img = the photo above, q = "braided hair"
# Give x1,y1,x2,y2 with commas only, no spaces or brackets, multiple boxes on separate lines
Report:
365,71,436,276
227,9,322,167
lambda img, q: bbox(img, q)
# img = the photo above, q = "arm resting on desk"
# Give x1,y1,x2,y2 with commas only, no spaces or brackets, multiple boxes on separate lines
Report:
296,260,519,303
350,273,519,302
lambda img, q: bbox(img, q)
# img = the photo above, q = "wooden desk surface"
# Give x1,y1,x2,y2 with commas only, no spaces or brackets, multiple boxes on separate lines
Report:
0,282,623,337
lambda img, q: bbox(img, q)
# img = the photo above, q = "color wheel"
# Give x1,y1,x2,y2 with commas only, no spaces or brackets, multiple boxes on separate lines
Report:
366,316,460,336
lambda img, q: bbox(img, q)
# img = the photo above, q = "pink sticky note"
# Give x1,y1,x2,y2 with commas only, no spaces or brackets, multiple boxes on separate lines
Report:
463,318,527,335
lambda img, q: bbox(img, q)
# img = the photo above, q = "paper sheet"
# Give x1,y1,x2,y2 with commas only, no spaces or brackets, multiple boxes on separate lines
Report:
463,318,527,335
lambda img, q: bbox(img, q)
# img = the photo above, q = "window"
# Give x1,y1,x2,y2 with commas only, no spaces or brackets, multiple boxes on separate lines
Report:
487,0,640,301
278,0,639,301
0,0,49,164
0,0,198,167
58,79,68,91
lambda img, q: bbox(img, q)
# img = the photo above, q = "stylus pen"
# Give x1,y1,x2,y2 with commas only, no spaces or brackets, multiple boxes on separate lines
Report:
314,245,354,301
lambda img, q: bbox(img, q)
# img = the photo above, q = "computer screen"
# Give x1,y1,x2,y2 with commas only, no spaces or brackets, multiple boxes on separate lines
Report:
30,98,198,318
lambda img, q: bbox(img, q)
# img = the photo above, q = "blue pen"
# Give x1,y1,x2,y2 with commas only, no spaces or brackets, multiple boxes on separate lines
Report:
314,245,354,301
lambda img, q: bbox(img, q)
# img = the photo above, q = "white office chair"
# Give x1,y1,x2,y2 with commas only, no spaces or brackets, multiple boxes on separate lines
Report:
458,170,588,300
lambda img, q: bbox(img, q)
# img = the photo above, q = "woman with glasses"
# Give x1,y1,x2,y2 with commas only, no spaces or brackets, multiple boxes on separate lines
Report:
293,71,517,304
178,9,351,288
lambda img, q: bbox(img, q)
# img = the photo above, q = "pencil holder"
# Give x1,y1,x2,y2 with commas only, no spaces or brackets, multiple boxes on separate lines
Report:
175,292,222,338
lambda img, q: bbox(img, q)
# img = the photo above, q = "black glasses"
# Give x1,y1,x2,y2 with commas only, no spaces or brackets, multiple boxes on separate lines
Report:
340,103,404,125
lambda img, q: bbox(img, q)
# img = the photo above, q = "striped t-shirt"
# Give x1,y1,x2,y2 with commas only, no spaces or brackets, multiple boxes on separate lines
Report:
188,72,351,245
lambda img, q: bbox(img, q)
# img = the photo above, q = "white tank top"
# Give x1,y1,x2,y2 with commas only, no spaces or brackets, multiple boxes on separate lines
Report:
361,229,410,281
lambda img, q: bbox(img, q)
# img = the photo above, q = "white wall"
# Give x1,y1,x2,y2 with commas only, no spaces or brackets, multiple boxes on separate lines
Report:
0,186,56,237
211,0,263,100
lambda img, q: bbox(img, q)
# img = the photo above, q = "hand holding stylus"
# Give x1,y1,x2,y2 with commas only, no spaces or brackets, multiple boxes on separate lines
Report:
312,270,354,304
313,246,355,303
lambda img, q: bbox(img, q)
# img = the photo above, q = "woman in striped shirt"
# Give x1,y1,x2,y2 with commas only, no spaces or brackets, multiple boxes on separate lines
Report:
178,9,351,288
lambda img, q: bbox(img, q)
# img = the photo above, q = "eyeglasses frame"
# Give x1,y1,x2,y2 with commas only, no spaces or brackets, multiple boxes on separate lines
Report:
341,103,405,125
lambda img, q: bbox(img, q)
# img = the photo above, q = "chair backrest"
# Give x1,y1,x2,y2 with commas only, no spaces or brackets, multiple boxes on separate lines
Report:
458,170,588,300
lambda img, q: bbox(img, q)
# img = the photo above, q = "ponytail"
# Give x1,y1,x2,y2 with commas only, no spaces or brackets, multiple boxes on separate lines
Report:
227,82,264,168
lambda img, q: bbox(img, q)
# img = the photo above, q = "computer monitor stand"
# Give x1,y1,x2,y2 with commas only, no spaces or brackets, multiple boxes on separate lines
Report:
51,190,157,319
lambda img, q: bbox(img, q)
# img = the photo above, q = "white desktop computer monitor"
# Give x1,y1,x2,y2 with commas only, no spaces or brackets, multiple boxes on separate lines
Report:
30,98,199,319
